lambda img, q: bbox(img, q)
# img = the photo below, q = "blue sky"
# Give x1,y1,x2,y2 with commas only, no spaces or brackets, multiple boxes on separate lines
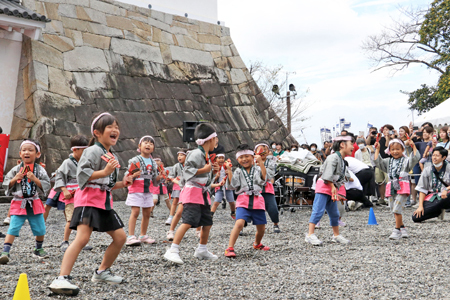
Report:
218,0,438,145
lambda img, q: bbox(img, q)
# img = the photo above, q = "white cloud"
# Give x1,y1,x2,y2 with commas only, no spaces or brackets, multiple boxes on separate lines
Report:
218,0,438,145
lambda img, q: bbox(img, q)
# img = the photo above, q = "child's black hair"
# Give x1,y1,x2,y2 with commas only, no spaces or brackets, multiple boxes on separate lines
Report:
141,136,155,144
236,144,252,152
71,135,89,148
179,148,189,154
194,123,216,140
89,113,119,146
433,146,448,158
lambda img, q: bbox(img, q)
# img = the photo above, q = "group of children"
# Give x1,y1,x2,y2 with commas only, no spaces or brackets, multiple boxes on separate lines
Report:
0,112,279,296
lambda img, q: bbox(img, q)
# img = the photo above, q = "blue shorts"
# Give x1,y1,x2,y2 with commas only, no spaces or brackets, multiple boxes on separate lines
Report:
7,213,46,237
214,189,235,203
46,197,65,210
236,207,266,225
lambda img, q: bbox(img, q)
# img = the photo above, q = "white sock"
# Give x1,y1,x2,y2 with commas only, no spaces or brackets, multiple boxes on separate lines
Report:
170,243,180,252
198,244,207,251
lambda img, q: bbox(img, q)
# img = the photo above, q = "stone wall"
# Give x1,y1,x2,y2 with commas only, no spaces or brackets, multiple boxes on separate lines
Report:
10,0,295,197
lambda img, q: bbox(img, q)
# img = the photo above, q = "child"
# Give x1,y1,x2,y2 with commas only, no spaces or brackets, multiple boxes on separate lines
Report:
210,153,236,219
0,139,51,264
164,123,219,264
375,138,419,239
254,142,281,233
125,135,161,246
52,135,91,252
151,156,170,217
49,112,132,295
224,144,269,257
305,135,352,246
166,149,188,226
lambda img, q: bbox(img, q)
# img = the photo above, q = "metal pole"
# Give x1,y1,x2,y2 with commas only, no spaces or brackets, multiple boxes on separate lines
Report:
287,91,291,134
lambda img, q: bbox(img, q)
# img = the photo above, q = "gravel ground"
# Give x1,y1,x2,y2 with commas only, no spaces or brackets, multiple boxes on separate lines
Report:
0,201,450,299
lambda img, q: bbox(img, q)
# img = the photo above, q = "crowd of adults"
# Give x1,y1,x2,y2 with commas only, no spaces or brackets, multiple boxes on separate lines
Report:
271,122,450,218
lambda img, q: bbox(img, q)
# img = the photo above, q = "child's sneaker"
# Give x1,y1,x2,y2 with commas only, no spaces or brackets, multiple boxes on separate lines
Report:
164,248,183,264
194,249,218,260
125,235,141,246
389,229,402,240
253,243,270,251
165,216,173,226
0,252,10,264
60,241,69,252
400,227,409,238
33,248,49,259
222,200,226,209
331,235,350,244
48,275,79,296
167,230,175,241
139,235,155,244
230,212,236,220
3,216,10,225
0,232,5,238
273,225,281,233
195,230,201,239
224,247,236,257
91,268,123,285
305,233,323,246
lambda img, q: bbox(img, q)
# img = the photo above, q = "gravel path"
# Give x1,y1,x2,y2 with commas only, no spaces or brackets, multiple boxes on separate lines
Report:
0,202,449,299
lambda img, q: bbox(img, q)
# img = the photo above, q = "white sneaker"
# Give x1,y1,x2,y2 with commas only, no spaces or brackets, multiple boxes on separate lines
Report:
164,248,183,264
331,234,350,244
438,209,445,220
165,216,173,226
400,227,409,238
355,202,363,210
91,269,123,285
389,229,402,240
194,249,218,261
3,217,10,225
167,230,175,241
305,233,323,246
48,276,80,296
347,200,356,211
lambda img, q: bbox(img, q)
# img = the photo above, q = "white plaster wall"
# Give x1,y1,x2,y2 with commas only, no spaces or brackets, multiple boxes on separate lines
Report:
0,37,22,135
119,0,219,24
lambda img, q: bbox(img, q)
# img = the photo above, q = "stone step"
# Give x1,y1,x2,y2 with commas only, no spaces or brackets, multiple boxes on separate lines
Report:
0,196,13,204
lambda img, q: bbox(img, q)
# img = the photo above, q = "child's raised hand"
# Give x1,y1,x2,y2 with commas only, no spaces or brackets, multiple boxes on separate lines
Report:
123,174,133,187
14,172,25,182
26,171,37,182
105,158,119,175
132,170,141,178
212,162,220,173
254,155,263,164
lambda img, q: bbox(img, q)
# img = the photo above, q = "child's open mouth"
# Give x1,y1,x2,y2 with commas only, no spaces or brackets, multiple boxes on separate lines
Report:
110,133,118,142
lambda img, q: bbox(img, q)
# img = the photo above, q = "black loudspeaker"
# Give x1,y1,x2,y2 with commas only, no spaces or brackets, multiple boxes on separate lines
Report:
183,121,204,142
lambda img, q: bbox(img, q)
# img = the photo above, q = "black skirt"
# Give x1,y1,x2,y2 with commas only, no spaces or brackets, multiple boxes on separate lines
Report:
69,206,124,232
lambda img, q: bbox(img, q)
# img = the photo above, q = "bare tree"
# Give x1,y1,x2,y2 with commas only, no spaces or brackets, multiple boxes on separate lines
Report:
362,6,445,75
248,60,311,131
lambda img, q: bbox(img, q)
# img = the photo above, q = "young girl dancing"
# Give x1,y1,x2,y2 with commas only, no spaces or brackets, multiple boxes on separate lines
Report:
210,153,236,219
125,135,161,246
305,135,352,246
166,149,188,226
224,144,269,257
375,138,419,239
49,112,133,295
254,141,280,233
164,123,219,264
0,139,51,264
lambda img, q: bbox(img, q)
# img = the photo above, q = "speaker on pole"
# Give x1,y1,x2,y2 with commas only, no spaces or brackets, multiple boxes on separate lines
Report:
183,121,205,143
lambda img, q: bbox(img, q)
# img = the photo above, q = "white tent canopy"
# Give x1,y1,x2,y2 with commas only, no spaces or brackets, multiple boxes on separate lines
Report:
414,99,450,128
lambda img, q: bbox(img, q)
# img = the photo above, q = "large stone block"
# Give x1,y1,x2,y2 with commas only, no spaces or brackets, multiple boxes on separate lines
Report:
197,34,220,45
111,38,164,63
170,46,214,67
64,46,110,71
89,23,124,38
230,69,247,84
76,7,107,24
42,34,74,52
72,72,108,91
48,67,77,99
31,41,63,69
82,32,111,49
167,83,194,100
10,115,34,140
199,80,223,97
152,81,173,99
58,4,77,18
113,112,158,138
33,91,76,122
160,128,183,147
90,0,126,16
122,56,149,76
115,75,157,99
106,15,134,31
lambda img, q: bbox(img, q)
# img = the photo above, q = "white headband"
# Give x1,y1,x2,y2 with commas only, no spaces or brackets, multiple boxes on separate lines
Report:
20,141,40,153
91,112,112,136
217,154,225,158
236,150,254,159
177,151,187,156
196,132,217,145
332,136,352,142
71,146,88,151
254,143,269,152
385,139,407,157
154,158,161,161
137,135,155,152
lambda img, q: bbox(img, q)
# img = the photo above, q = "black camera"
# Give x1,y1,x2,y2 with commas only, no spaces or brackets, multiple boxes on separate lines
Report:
371,131,377,135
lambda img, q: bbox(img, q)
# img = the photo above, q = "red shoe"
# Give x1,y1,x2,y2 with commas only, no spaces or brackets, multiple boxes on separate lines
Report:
253,243,270,251
224,247,236,257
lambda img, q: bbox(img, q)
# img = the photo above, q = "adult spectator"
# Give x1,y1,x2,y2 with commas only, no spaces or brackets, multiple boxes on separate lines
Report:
354,138,372,167
309,143,322,162
291,144,299,151
375,124,395,204
412,147,450,222
346,170,373,210
365,127,378,146
321,141,331,160
273,142,285,157
345,156,376,198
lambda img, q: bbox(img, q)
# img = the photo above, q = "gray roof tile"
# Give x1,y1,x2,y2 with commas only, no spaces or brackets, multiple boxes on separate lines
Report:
0,0,50,22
